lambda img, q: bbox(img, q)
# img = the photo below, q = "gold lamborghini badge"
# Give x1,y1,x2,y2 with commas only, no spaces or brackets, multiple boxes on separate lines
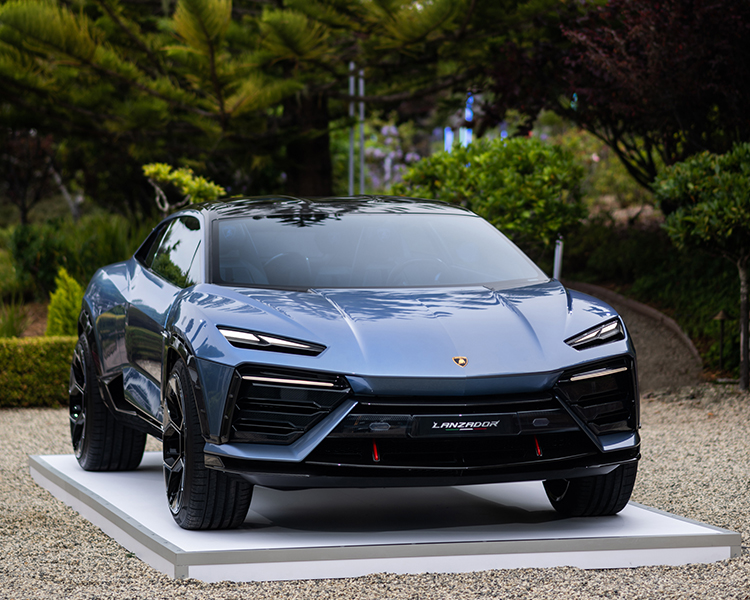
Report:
453,356,468,367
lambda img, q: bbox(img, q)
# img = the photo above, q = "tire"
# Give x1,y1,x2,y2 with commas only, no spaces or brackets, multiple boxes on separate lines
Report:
162,359,253,530
543,462,638,517
69,334,146,471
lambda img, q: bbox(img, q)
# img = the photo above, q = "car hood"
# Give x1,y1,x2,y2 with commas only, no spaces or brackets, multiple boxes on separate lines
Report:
175,280,622,389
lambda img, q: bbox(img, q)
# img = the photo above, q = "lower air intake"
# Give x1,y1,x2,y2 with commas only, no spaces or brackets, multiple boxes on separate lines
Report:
229,366,351,444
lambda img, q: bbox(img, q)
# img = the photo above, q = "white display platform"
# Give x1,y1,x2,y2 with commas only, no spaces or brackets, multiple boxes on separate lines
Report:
30,453,740,582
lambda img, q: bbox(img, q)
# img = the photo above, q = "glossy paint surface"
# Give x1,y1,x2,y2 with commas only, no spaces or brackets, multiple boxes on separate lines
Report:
83,197,637,443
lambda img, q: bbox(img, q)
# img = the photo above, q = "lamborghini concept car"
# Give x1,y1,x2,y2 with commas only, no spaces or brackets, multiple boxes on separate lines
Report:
70,197,640,530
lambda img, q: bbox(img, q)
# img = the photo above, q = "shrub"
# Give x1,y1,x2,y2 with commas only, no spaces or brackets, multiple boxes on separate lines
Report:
0,336,77,408
10,213,154,297
0,295,28,337
0,248,25,299
392,137,585,257
564,220,739,375
46,267,84,337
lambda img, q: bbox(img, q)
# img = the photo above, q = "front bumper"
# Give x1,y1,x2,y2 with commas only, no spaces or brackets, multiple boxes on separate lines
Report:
203,355,640,489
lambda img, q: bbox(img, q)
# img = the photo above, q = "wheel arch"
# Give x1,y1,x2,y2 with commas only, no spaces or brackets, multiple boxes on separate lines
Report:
164,332,214,443
77,300,98,369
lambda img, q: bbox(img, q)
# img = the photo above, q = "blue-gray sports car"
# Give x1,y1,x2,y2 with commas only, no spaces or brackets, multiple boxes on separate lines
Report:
70,196,640,530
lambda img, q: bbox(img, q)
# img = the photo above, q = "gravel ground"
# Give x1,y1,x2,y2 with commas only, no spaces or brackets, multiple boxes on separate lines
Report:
2,384,750,599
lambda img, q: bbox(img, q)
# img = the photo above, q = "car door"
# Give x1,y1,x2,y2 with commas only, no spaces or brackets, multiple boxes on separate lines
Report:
125,215,203,420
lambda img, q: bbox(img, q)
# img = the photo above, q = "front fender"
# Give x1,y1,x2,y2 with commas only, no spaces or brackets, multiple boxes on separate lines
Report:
164,299,229,444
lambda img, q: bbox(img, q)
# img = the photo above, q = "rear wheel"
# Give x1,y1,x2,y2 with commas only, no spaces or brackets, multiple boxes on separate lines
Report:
543,462,638,517
69,334,146,471
162,359,253,530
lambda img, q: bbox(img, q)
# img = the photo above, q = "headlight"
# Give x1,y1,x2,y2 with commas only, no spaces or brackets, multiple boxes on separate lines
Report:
217,327,326,356
565,319,625,351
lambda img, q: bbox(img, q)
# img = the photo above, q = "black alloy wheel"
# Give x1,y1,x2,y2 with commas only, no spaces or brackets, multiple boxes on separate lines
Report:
69,333,146,471
163,371,186,516
162,359,253,530
69,340,88,459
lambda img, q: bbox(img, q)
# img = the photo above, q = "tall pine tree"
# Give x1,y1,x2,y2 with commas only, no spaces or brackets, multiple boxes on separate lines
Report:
0,0,470,200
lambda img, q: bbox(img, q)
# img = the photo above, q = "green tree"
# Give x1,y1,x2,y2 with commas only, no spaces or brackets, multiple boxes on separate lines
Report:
0,0,471,201
654,143,750,389
483,0,750,195
392,136,585,254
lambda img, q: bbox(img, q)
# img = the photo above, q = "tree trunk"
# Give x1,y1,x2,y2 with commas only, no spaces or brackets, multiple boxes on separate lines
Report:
739,260,749,390
283,93,333,197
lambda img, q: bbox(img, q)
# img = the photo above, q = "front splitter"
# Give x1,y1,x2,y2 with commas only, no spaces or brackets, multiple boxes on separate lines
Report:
29,452,740,582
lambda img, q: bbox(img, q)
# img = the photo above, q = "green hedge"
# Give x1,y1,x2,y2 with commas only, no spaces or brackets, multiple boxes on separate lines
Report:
0,336,77,408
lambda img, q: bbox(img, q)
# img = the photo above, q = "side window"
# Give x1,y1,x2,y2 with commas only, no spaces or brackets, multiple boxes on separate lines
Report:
149,216,203,288
135,223,169,268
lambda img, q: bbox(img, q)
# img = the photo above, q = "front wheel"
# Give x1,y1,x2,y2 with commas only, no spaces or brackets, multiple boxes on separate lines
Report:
69,334,146,471
162,359,253,530
543,462,638,517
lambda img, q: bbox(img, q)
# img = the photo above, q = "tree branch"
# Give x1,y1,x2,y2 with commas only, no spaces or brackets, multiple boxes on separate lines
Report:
94,0,167,77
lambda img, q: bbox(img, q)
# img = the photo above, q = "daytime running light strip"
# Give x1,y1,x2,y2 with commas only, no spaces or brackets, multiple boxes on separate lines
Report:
242,375,335,388
569,366,629,382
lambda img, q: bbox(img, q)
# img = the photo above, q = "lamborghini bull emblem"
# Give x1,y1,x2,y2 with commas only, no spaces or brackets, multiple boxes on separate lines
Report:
453,356,468,367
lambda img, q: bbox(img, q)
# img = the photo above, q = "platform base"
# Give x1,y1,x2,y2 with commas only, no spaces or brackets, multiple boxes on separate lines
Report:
30,453,740,582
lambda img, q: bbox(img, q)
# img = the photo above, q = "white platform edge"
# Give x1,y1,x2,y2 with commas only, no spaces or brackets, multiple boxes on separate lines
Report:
29,455,742,582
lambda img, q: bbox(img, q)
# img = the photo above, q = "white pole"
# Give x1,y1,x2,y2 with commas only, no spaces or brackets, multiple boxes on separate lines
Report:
358,68,365,195
553,238,564,281
348,62,355,196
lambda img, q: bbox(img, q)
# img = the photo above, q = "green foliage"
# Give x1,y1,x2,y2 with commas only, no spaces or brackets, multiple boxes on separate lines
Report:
143,163,225,201
9,213,154,297
0,246,25,299
564,220,740,375
0,0,470,203
143,163,225,215
654,142,750,386
46,267,84,337
0,335,77,407
392,137,585,252
535,113,655,208
655,143,750,264
0,295,28,338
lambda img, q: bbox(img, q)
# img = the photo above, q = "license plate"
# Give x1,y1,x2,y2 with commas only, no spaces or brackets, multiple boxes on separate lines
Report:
412,413,520,437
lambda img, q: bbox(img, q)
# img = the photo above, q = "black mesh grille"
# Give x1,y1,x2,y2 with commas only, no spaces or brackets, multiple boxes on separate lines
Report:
229,366,351,444
556,357,638,436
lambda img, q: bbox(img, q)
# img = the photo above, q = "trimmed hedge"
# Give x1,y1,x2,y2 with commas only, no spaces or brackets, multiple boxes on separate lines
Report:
0,336,77,408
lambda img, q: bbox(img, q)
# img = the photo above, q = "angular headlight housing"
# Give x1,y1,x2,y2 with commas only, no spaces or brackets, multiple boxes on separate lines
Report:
218,327,326,356
565,318,625,351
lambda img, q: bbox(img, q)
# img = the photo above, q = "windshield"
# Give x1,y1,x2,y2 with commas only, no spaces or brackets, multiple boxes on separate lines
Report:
211,212,545,289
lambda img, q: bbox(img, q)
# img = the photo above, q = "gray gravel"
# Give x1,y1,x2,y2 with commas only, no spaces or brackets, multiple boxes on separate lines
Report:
2,384,750,599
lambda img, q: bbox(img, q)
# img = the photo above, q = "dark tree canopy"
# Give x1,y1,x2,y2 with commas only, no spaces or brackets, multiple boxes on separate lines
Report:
485,0,750,193
0,130,56,225
0,0,474,210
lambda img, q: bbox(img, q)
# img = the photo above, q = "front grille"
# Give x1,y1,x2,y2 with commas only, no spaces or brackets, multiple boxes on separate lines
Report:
332,391,578,438
229,366,351,444
556,357,638,436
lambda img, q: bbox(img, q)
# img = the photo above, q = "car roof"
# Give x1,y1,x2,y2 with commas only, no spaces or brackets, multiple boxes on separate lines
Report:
181,195,475,221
